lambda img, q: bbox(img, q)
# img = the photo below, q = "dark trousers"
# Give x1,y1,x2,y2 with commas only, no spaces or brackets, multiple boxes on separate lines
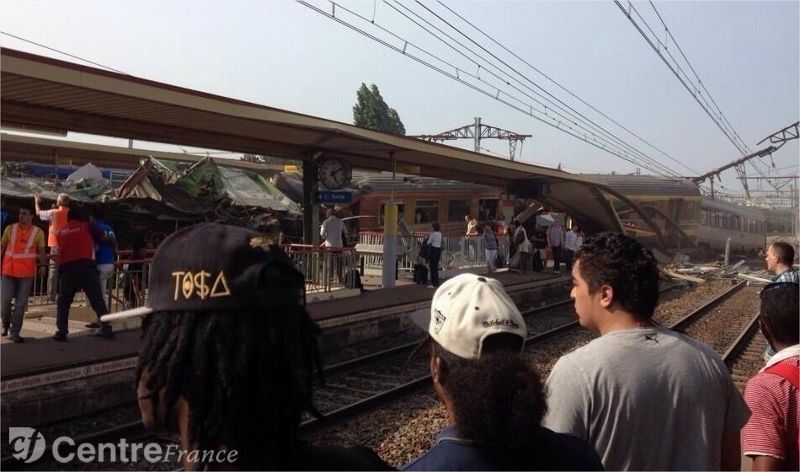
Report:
551,246,563,272
428,247,442,287
564,249,575,273
518,252,530,274
56,263,109,336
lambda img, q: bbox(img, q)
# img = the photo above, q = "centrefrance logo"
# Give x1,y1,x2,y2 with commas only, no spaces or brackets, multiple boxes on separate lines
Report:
6,427,239,465
8,427,46,463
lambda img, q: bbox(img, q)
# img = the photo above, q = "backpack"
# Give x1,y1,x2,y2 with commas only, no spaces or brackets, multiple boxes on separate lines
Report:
418,237,430,260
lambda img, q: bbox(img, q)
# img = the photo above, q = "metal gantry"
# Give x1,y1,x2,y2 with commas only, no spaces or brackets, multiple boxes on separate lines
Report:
413,117,532,161
693,121,799,202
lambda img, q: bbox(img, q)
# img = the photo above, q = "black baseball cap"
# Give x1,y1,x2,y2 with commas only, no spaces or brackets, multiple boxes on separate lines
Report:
101,223,301,322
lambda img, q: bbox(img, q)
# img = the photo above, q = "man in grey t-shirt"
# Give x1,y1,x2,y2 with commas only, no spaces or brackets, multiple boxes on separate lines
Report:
543,232,750,471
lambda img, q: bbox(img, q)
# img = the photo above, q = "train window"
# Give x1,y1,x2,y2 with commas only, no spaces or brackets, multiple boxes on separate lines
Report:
414,200,439,224
379,201,406,226
700,209,708,225
714,211,721,227
447,199,470,222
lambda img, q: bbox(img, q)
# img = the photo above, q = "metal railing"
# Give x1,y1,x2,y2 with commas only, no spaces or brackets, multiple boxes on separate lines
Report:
17,230,514,314
283,244,361,293
24,253,154,313
356,231,510,277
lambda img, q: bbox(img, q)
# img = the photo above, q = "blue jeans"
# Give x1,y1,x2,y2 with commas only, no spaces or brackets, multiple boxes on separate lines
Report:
1,275,34,337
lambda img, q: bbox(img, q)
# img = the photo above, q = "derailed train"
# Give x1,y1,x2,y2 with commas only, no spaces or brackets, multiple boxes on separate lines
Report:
584,174,766,254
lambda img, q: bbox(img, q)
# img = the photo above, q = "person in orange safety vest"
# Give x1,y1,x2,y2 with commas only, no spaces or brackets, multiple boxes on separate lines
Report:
35,193,70,302
1,206,46,343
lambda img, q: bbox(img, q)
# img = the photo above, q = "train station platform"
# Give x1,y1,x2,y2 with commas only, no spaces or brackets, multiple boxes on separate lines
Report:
2,269,565,379
0,269,569,425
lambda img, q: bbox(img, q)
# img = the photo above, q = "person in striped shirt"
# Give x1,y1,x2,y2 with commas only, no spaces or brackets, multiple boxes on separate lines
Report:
742,282,799,471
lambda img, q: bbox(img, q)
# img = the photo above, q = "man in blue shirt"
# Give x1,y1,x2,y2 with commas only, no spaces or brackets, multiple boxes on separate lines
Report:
90,207,117,315
403,273,602,471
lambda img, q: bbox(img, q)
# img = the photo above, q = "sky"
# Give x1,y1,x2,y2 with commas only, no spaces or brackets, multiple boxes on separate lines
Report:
1,0,798,199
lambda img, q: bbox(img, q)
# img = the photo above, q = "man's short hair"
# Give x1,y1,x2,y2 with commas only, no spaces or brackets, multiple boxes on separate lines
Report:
57,193,70,205
575,232,660,319
770,241,795,266
760,282,799,345
18,205,34,215
432,222,441,231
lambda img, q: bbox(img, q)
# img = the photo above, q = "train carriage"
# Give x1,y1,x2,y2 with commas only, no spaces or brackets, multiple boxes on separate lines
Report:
583,174,766,254
697,197,766,254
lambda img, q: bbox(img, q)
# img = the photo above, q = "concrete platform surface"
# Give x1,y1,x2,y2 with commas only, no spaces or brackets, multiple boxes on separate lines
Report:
1,270,563,380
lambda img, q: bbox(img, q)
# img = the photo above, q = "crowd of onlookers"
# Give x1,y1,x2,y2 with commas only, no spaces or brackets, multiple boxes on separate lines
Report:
2,200,798,470
99,222,797,471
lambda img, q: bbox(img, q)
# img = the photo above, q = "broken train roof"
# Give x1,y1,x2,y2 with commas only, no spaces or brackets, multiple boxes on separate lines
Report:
117,156,301,216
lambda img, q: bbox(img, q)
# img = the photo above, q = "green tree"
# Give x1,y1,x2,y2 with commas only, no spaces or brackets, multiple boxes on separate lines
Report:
352,83,406,135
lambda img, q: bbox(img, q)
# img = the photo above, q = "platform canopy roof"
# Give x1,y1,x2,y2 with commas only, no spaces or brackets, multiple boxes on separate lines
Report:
1,48,622,233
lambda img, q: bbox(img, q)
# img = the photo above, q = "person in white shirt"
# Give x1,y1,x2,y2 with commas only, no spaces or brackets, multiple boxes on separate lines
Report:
547,220,565,275
564,225,580,273
320,207,346,285
510,221,531,274
320,208,345,248
427,222,443,288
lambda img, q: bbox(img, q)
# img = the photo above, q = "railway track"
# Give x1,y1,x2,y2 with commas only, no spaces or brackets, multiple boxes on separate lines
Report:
300,298,578,434
306,281,752,436
666,282,766,388
723,313,765,390
7,280,766,470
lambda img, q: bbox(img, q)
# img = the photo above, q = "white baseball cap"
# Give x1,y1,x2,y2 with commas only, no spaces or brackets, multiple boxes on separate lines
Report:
411,273,527,360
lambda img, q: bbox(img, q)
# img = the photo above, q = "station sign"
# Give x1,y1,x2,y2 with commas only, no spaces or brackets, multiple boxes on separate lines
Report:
317,191,352,203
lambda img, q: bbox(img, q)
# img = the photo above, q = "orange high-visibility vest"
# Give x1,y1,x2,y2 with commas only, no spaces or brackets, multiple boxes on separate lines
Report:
2,224,43,278
46,207,69,248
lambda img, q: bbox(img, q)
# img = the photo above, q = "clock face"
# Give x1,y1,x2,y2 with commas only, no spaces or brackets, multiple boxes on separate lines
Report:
318,157,352,190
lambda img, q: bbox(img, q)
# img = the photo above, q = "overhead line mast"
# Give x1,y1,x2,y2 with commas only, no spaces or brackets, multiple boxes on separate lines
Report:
413,117,532,161
693,121,799,201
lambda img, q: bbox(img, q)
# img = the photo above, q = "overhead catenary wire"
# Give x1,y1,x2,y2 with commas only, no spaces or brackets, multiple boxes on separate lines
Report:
296,0,679,177
412,0,682,178
614,1,751,158
435,0,699,176
647,1,751,154
642,1,786,189
387,0,681,178
0,31,130,75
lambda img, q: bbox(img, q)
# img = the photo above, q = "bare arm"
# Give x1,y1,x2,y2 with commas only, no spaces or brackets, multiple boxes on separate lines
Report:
37,243,46,265
34,195,42,214
750,455,783,471
720,431,741,471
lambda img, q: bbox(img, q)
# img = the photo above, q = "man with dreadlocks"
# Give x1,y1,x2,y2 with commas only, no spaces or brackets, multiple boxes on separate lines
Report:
103,223,390,470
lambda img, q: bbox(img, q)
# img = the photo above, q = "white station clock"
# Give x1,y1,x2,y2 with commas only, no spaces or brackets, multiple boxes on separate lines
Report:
318,157,352,190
